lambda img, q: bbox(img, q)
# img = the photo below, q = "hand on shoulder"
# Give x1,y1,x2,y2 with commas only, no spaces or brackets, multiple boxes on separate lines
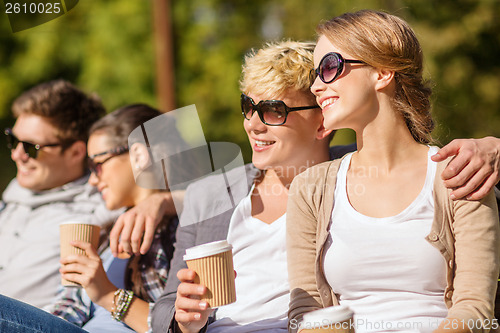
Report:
432,136,500,200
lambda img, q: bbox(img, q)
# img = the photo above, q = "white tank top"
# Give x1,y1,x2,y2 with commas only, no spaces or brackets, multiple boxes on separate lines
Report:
323,147,448,333
209,185,288,332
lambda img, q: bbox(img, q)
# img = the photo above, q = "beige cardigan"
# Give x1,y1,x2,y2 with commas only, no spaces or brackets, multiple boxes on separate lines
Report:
287,157,500,333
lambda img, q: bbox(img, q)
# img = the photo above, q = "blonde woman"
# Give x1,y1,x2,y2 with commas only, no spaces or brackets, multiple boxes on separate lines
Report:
287,10,499,333
151,41,335,333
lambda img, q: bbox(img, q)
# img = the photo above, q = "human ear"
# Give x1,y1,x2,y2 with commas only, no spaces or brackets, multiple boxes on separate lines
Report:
374,68,395,91
129,142,151,171
66,140,87,164
316,122,334,141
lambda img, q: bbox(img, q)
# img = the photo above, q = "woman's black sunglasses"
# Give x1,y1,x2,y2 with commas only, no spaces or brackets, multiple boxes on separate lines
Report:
4,128,64,159
312,52,365,84
241,93,318,126
88,146,129,176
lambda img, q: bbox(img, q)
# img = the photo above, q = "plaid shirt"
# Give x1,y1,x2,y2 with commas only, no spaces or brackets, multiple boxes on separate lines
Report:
45,217,177,332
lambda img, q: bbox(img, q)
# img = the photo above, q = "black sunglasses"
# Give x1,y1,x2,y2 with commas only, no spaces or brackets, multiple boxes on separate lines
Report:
313,52,365,84
4,128,64,159
88,146,129,176
241,93,318,126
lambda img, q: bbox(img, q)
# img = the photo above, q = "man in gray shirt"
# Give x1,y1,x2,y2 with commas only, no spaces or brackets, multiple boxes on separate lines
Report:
0,80,117,308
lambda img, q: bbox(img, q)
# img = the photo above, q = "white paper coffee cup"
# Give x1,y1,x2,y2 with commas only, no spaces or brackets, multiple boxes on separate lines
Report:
60,222,101,286
300,305,355,332
184,240,236,307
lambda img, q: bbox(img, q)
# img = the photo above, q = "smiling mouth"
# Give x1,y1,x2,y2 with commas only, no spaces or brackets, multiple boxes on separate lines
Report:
321,97,337,109
255,140,275,147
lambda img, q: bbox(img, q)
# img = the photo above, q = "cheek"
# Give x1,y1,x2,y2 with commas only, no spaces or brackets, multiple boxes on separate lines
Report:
105,180,127,208
107,169,135,202
243,120,251,134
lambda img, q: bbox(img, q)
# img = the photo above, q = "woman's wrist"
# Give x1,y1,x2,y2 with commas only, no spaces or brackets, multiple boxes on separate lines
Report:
110,289,135,322
94,287,119,312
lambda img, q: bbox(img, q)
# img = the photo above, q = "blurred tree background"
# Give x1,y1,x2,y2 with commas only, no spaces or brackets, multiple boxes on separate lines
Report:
0,0,499,192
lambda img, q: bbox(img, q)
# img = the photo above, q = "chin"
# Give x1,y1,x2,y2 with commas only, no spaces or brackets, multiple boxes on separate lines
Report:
251,159,273,171
105,197,128,211
17,177,41,191
105,200,119,211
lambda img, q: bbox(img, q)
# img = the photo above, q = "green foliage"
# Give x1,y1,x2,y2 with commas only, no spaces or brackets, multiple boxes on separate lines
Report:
407,0,500,140
0,0,499,192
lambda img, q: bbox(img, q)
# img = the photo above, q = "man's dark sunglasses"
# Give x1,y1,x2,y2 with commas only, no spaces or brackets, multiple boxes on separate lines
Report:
88,146,129,176
241,93,319,126
4,128,64,159
312,52,365,84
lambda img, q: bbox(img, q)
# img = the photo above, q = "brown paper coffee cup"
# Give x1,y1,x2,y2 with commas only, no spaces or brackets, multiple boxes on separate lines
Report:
184,240,236,307
299,305,355,333
60,222,101,286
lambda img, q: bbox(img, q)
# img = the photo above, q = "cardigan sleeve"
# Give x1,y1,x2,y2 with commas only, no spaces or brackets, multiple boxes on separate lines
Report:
286,169,324,332
447,189,500,332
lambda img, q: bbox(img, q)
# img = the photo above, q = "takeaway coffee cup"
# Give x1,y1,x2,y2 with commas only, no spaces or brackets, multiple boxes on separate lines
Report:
299,305,355,332
183,240,236,307
59,222,101,286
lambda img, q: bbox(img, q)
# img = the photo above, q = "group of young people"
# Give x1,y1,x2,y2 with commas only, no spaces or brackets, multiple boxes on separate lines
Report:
0,9,499,333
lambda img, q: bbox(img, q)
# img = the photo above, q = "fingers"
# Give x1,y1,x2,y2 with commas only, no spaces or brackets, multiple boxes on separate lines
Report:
70,241,99,259
119,212,136,255
175,299,209,321
60,272,88,286
110,216,125,256
442,157,475,188
440,150,475,182
177,268,197,283
435,137,500,201
461,174,499,201
60,261,90,275
130,214,146,255
59,260,95,287
113,210,149,256
140,217,156,255
175,271,211,333
447,165,489,199
177,281,206,299
176,269,207,304
60,254,91,266
431,140,462,162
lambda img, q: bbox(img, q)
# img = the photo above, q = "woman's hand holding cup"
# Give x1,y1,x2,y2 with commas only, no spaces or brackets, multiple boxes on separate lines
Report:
174,268,213,333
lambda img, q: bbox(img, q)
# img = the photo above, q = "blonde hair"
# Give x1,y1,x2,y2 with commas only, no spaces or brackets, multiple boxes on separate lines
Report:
240,40,316,100
317,10,434,144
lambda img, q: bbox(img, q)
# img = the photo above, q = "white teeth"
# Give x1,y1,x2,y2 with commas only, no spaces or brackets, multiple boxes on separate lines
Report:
321,98,337,109
255,140,274,147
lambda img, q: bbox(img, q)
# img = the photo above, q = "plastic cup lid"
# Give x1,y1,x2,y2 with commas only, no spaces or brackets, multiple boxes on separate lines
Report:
183,240,232,261
301,305,354,327
60,221,96,226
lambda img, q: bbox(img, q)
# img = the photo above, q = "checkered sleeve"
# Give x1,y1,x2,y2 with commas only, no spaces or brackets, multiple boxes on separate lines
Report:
144,217,177,332
43,286,92,327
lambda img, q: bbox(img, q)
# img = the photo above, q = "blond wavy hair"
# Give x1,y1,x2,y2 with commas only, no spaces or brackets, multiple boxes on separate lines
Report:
240,40,316,101
317,10,434,144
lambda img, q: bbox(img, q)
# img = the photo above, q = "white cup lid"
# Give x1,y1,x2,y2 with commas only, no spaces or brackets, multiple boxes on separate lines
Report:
59,220,96,226
183,240,232,261
301,305,354,327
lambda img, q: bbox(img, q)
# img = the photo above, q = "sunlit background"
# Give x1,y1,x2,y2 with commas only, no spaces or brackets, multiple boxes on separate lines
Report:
1,0,499,193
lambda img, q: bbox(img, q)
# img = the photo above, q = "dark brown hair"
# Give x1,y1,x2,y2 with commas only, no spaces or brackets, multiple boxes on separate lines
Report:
90,104,184,301
12,79,105,144
89,104,163,146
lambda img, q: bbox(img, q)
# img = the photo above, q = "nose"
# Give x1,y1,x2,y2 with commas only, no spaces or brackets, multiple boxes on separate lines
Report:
11,142,29,162
88,169,99,186
245,109,267,132
310,75,326,98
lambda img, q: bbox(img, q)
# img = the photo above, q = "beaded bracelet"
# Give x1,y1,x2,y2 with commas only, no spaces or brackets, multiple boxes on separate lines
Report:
111,289,134,322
